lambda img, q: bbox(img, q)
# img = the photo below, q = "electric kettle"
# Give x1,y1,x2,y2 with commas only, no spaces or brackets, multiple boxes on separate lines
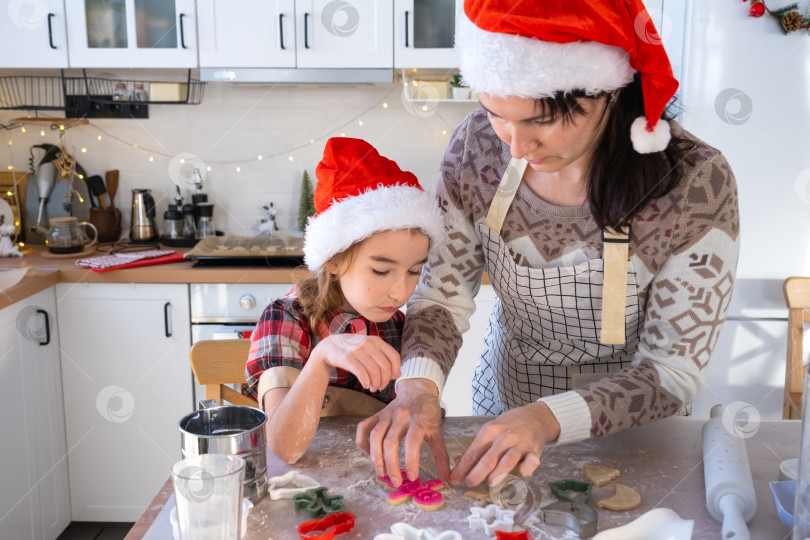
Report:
130,189,158,242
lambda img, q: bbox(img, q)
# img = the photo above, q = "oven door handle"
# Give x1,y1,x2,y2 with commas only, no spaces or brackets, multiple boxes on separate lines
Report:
164,302,172,338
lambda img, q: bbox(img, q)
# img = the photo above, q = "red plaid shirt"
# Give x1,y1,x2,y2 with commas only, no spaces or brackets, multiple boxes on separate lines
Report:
242,295,403,403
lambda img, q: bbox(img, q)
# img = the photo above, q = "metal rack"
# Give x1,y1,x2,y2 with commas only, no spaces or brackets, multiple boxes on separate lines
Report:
0,69,205,111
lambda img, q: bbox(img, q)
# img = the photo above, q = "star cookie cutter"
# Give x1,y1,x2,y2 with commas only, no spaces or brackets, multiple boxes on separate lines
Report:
268,471,320,500
466,504,516,535
297,511,355,540
378,469,445,510
373,522,462,540
293,487,345,518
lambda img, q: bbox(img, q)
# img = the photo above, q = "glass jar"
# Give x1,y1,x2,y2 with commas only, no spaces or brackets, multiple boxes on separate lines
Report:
112,82,130,101
163,204,182,239
133,83,149,101
182,204,197,239
794,364,810,539
196,202,215,238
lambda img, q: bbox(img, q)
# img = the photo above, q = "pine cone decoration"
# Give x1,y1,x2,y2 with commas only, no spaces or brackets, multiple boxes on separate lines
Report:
782,11,804,32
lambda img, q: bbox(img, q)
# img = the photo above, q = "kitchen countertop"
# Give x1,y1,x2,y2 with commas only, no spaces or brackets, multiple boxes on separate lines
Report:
0,245,310,310
126,415,799,540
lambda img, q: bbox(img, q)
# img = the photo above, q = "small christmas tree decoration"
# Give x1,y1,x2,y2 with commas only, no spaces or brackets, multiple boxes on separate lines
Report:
298,170,315,232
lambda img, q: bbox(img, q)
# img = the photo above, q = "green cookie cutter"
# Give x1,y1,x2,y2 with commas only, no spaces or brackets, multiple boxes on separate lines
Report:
549,479,594,504
293,487,345,518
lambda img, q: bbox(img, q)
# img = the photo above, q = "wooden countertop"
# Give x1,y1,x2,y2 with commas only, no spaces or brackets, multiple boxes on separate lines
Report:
0,245,492,310
0,245,309,310
127,415,799,540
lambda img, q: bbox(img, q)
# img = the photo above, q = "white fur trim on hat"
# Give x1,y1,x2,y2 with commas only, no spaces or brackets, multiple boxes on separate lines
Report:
456,15,635,98
303,185,445,271
630,116,671,153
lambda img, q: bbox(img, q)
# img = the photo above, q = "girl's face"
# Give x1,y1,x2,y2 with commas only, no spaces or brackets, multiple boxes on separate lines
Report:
479,93,611,174
330,229,429,323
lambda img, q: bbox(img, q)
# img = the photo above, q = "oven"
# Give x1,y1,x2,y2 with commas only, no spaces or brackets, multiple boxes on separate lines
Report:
189,283,294,403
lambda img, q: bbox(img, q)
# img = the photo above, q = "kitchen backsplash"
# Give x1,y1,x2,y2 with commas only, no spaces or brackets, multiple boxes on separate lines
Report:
1,81,477,237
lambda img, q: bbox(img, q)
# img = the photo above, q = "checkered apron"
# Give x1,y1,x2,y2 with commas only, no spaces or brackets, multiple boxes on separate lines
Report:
471,158,643,415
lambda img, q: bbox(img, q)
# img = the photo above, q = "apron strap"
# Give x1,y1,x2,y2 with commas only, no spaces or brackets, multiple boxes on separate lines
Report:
600,225,631,345
484,158,528,234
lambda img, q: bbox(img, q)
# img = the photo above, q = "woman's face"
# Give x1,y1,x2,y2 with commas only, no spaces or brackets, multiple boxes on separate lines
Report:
331,229,429,323
479,93,611,174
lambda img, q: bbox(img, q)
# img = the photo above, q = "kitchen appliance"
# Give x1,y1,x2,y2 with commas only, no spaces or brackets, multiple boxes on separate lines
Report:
39,216,98,254
25,161,92,245
130,188,159,242
195,202,216,238
178,402,268,504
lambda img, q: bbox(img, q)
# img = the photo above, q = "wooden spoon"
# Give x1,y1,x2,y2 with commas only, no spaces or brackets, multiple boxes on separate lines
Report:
105,169,119,209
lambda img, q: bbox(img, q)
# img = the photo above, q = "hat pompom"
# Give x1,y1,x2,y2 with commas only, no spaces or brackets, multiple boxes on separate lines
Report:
630,117,671,154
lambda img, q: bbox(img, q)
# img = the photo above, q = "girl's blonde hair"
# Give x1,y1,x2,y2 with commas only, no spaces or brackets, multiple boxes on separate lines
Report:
294,243,358,331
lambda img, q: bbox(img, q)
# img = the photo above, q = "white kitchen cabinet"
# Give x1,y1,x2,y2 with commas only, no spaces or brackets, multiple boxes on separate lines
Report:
394,0,459,69
64,0,197,68
0,0,69,68
0,288,70,540
56,283,192,522
296,0,393,68
198,0,296,68
199,0,392,71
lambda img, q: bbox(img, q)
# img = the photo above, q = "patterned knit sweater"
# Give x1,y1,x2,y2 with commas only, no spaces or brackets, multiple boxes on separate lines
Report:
400,109,740,445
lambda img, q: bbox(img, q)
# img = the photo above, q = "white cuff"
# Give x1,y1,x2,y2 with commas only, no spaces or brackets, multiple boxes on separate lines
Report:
397,356,446,394
538,391,592,445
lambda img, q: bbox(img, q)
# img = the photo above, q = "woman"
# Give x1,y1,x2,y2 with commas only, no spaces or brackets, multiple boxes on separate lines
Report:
357,0,739,489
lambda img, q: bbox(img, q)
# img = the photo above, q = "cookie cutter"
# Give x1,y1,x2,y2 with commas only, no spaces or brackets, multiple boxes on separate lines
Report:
537,500,598,539
495,531,533,540
548,479,594,504
268,471,320,500
467,503,516,535
294,487,345,518
297,511,355,540
374,522,462,540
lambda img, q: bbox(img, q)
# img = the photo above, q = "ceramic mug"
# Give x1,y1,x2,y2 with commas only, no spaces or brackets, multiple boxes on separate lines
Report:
44,216,98,254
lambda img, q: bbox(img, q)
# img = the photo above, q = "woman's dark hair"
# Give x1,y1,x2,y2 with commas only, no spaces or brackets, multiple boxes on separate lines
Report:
537,72,694,231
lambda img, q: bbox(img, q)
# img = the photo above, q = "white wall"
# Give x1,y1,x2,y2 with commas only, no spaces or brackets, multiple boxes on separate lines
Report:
1,79,476,236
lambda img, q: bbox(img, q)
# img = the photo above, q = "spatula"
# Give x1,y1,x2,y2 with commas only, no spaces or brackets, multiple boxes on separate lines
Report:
105,170,119,209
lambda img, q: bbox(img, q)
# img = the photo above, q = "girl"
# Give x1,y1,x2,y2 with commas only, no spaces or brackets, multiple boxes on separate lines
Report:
243,137,444,464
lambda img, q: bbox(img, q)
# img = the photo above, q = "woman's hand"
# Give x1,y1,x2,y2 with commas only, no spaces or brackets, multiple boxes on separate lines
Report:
356,378,450,487
449,401,561,487
311,334,401,392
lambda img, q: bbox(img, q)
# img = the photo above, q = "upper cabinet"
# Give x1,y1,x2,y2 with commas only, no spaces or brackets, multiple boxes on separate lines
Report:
0,0,69,68
393,0,460,68
65,0,197,68
198,0,296,68
198,0,393,70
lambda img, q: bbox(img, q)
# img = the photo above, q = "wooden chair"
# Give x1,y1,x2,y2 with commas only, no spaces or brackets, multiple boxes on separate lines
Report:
783,277,810,419
189,339,257,408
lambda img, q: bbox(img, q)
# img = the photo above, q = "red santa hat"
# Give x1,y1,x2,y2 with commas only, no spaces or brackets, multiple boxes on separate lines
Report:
303,137,444,271
456,0,679,154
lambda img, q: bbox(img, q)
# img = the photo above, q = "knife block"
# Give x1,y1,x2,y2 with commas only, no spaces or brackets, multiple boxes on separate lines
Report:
89,207,122,243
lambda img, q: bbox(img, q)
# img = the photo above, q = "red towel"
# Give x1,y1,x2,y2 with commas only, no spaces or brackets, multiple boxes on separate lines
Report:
89,252,186,273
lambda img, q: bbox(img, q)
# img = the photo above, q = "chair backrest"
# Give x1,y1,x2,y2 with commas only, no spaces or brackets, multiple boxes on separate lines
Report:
189,339,257,408
783,277,810,419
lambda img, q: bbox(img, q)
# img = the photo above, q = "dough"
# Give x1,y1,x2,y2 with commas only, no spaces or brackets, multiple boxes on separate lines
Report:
584,464,621,487
597,483,641,511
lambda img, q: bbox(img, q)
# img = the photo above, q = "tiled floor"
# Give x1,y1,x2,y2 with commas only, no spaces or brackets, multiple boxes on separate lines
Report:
56,522,133,540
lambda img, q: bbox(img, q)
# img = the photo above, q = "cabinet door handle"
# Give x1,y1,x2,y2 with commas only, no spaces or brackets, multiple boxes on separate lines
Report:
404,10,409,48
163,302,172,337
304,12,310,49
47,13,56,49
279,13,285,49
179,13,188,49
36,309,51,346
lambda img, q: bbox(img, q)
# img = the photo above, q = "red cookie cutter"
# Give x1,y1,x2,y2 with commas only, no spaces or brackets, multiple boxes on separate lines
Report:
496,531,533,540
297,511,356,540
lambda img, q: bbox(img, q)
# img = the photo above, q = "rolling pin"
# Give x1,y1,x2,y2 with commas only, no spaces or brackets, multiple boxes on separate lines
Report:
702,404,757,540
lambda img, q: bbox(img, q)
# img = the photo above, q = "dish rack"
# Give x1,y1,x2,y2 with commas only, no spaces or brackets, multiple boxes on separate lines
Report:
0,69,205,113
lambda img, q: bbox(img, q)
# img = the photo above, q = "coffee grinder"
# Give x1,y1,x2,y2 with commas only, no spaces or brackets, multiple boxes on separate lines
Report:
189,167,215,235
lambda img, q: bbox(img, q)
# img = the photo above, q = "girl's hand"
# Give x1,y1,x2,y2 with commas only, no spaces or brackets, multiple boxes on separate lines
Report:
356,378,450,487
449,402,561,487
311,334,401,392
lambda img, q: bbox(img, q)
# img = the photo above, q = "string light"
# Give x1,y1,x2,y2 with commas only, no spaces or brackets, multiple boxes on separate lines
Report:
97,135,102,140
236,166,241,172
20,126,26,133
310,139,315,144
288,155,293,161
5,191,11,196
7,139,11,146
58,125,64,131
81,147,87,153
340,132,346,137
206,165,211,172
148,156,154,162
6,165,13,170
132,144,137,149
40,130,45,136
442,129,448,135
257,155,263,160
179,158,185,164
358,120,363,126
